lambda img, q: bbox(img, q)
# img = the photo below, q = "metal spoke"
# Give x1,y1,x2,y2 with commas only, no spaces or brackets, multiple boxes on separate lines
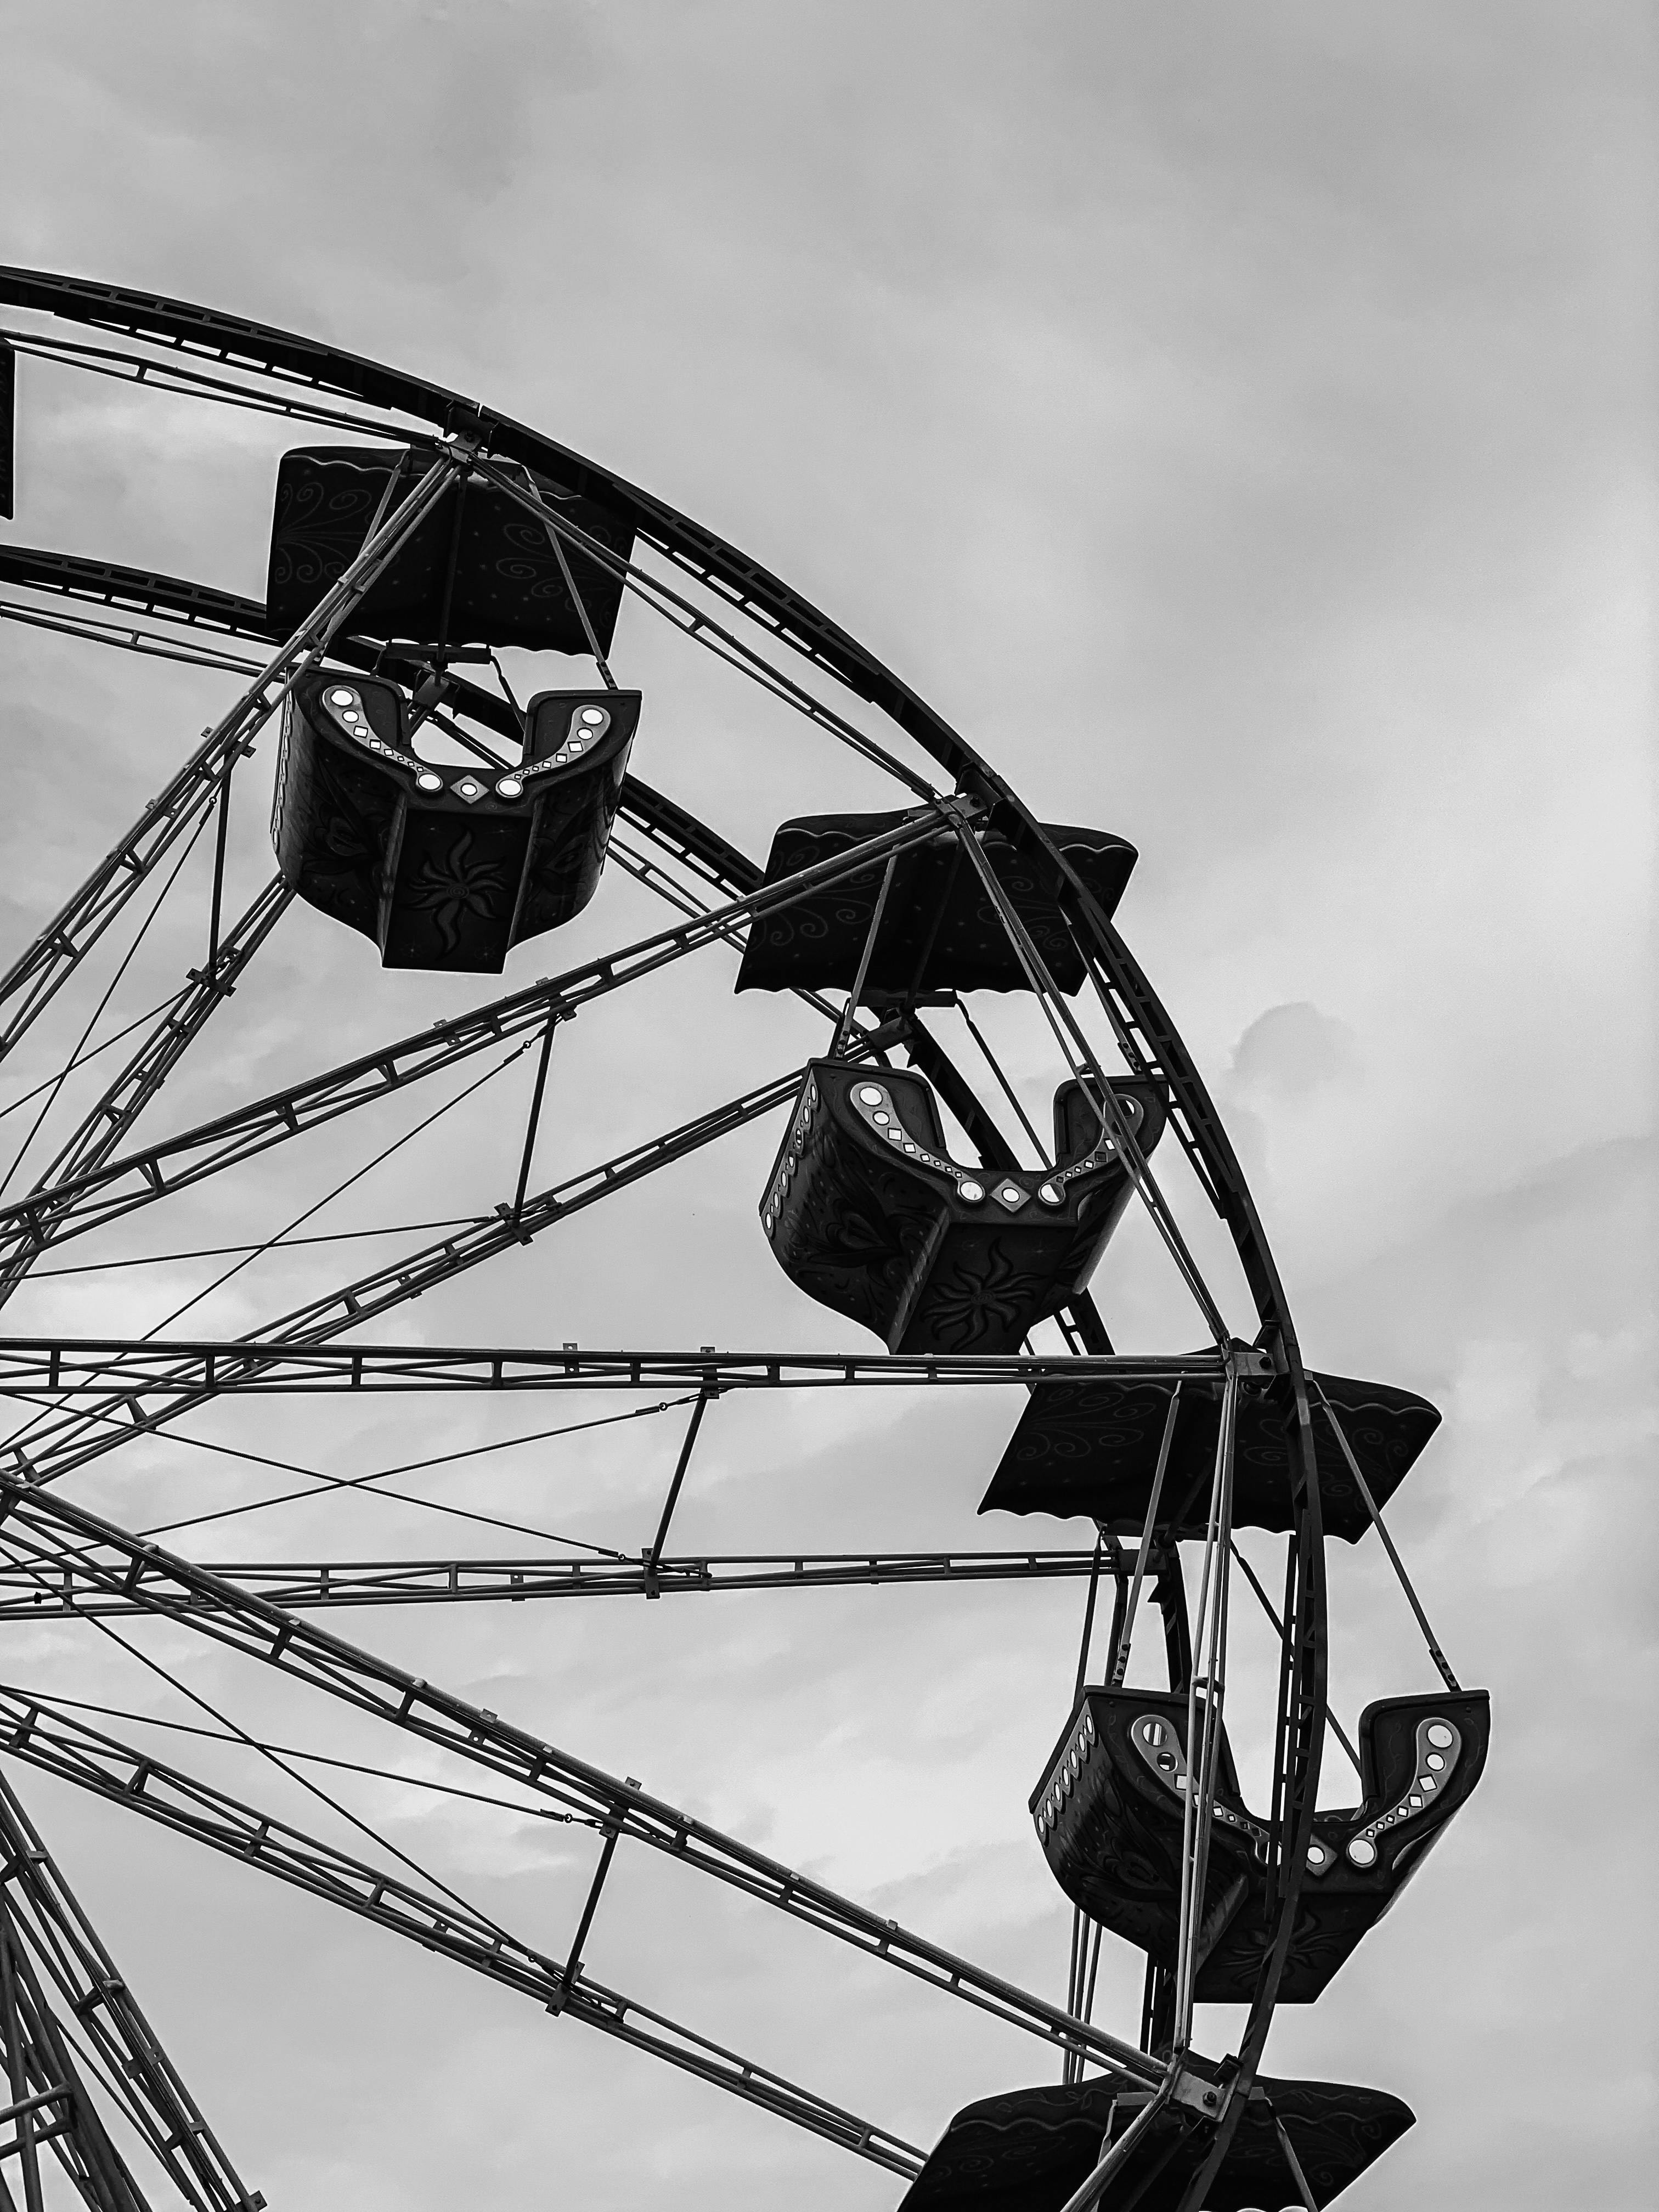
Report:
0,1776,257,2210
0,1001,176,1131
0,1547,1109,1618
22,1222,479,1278
0,1340,1243,1500
0,1892,147,2212
0,1341,1236,1418
0,1691,926,2180
141,1040,533,1344
0,1483,1163,2085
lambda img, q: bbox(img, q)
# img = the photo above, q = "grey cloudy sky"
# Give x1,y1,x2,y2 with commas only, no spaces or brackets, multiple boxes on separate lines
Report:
0,3,1652,2207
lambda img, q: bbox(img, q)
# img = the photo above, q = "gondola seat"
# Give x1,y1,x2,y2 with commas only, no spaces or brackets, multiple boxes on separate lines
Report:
273,672,639,972
1030,1685,1490,2005
266,445,634,654
897,2072,1413,2210
735,813,1137,997
761,1061,1166,1354
980,1370,1441,1543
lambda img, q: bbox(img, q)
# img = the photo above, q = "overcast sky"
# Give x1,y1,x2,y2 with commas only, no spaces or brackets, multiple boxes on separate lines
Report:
0,4,1652,2208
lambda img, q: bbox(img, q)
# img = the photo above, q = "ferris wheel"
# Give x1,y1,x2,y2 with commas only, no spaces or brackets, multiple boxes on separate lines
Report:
0,267,1486,2211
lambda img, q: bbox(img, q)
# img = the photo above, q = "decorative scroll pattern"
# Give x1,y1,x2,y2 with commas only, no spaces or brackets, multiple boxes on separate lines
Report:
266,447,634,652
897,2079,1126,2211
897,2075,1413,2212
1109,2077,1415,2212
735,813,1137,996
981,1369,1442,1542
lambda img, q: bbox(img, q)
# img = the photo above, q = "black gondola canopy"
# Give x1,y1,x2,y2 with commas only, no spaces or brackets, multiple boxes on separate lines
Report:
736,813,1137,997
266,445,635,653
899,2073,1414,2211
981,1370,1442,1541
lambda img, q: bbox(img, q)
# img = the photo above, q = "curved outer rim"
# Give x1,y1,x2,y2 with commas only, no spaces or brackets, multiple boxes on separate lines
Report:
0,265,1328,2180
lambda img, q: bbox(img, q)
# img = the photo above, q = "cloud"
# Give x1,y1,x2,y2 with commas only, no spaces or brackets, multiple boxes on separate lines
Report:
1228,1000,1360,1104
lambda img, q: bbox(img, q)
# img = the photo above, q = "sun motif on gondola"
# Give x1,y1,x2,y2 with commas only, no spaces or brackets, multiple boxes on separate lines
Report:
402,831,513,954
921,1244,1031,1348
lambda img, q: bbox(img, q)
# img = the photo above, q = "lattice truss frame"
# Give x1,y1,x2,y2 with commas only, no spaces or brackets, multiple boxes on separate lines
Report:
0,274,1473,2212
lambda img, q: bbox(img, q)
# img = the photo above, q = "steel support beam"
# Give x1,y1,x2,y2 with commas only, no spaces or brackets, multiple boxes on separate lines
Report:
0,1547,1109,1618
0,1482,1164,2086
0,1694,924,2180
0,1341,1232,1412
0,1336,1240,1502
0,1776,258,2209
0,1889,150,2212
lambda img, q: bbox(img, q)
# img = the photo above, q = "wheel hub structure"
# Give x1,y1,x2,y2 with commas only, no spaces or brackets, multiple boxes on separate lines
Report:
0,272,1483,2211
